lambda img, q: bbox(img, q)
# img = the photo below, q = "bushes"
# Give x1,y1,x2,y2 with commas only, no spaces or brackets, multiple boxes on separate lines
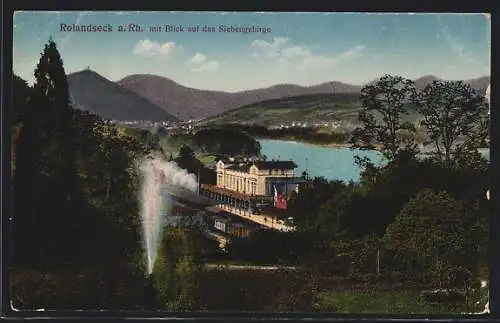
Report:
151,228,203,311
198,268,317,311
11,268,151,310
383,189,479,289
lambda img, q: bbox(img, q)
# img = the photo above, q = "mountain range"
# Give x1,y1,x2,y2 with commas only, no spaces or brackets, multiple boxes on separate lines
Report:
66,69,490,122
67,70,178,122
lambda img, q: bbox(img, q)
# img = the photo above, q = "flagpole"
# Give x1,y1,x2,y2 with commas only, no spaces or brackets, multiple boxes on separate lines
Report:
305,157,308,179
197,167,200,195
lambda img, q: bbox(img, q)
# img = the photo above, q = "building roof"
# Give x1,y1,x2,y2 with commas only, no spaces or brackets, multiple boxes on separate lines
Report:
224,160,298,172
201,184,273,200
214,216,231,224
227,163,252,172
254,161,297,170
217,162,233,169
265,177,310,183
205,206,224,214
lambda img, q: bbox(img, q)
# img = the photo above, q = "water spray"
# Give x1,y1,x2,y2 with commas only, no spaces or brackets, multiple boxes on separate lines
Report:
138,153,198,275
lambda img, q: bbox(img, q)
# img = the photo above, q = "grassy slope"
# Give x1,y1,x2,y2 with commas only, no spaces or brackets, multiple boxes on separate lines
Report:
12,267,488,312
316,289,487,314
202,93,423,126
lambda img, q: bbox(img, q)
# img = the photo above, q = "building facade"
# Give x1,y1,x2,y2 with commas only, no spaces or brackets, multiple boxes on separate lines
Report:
214,216,229,232
200,159,311,217
215,160,298,196
227,222,254,238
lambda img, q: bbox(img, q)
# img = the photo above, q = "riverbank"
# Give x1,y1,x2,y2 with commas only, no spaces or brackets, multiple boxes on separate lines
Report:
255,135,346,148
255,136,384,151
257,136,489,157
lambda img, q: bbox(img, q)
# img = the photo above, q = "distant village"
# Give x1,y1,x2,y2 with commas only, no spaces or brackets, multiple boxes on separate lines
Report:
110,118,358,134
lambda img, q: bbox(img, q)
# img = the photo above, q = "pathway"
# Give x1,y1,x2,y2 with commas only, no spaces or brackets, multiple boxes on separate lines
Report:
216,204,295,232
205,264,297,271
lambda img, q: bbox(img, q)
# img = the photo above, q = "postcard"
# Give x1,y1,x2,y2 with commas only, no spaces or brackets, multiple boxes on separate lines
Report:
11,11,490,314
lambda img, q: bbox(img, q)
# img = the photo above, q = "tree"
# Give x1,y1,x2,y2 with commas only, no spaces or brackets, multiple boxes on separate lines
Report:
175,145,198,170
383,189,478,288
192,128,262,157
12,38,152,310
13,75,31,124
13,38,83,267
12,75,41,266
287,178,346,229
156,126,169,138
416,80,488,168
350,74,418,161
12,75,32,171
332,235,380,279
316,186,371,240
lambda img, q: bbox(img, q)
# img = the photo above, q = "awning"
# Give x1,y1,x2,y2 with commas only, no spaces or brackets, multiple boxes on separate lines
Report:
201,184,273,201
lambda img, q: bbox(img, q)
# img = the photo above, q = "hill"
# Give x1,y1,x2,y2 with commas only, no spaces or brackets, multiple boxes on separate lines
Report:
117,74,489,121
413,75,490,93
117,74,361,121
67,70,178,122
201,92,421,127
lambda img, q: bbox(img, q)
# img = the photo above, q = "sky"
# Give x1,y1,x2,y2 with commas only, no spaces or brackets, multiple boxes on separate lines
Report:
13,11,490,92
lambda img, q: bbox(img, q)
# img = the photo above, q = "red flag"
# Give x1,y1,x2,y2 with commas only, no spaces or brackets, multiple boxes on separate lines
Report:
275,194,288,210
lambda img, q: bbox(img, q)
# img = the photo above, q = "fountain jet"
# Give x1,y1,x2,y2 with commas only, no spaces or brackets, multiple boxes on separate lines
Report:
138,154,198,275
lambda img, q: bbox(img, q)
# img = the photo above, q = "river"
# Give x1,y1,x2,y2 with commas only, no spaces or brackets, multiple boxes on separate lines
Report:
259,139,490,183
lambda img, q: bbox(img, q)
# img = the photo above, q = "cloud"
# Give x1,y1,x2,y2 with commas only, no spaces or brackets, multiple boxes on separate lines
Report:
435,17,474,62
186,52,219,72
250,37,290,58
188,53,207,64
133,39,175,58
443,32,466,58
282,45,311,58
250,37,365,70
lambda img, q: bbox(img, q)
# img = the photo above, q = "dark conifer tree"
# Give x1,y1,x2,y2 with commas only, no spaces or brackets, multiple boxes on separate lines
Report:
13,75,31,123
14,37,82,267
12,75,40,267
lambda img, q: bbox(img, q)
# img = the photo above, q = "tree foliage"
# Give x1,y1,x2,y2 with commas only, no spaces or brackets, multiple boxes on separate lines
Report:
416,80,488,168
152,228,203,311
175,144,216,185
12,39,148,308
13,75,32,123
350,74,418,161
13,38,83,267
192,127,262,157
383,189,479,287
